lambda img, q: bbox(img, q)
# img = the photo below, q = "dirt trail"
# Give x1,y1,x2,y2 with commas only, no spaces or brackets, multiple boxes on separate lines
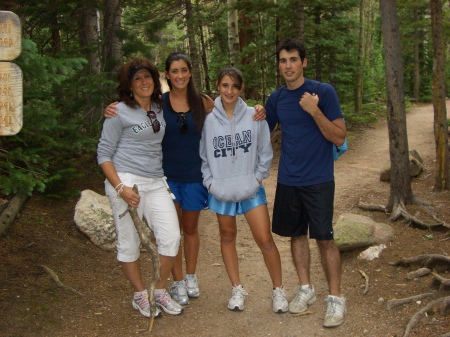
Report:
1,101,449,337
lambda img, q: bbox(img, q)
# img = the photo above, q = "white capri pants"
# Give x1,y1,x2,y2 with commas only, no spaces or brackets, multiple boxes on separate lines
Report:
105,172,180,263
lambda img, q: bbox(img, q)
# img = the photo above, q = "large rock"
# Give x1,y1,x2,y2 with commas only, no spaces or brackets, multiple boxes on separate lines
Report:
334,213,394,252
74,189,116,252
380,149,423,182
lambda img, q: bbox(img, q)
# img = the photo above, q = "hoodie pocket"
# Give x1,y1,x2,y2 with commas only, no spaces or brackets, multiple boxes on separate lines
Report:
210,172,260,202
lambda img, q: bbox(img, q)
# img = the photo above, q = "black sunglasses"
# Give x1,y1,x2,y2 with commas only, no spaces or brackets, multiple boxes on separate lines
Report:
147,111,161,133
177,113,188,134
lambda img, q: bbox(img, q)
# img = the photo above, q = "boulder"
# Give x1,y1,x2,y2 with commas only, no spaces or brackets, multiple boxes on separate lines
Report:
74,189,116,252
380,149,424,182
334,213,394,252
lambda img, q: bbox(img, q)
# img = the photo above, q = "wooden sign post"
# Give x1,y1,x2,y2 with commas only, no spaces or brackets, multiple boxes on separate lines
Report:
0,11,22,136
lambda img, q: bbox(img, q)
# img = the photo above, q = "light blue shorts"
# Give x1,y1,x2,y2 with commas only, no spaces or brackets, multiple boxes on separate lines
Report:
208,185,268,216
167,181,208,211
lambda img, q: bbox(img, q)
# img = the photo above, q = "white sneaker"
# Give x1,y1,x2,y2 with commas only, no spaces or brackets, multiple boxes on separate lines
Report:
185,274,200,298
288,285,316,313
154,289,183,315
170,280,189,305
323,295,346,327
227,285,248,311
272,287,288,313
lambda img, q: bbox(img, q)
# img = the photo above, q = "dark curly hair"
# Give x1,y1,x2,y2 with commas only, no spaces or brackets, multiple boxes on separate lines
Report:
116,57,162,110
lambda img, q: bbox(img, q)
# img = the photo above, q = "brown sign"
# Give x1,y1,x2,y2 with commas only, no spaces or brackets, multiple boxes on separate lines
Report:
0,11,21,61
0,62,22,135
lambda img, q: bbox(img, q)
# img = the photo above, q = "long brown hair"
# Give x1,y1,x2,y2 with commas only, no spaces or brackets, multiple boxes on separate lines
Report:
165,53,206,132
116,57,163,111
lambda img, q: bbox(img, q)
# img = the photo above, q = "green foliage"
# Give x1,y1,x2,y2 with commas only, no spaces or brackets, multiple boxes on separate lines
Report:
0,39,90,197
342,102,386,127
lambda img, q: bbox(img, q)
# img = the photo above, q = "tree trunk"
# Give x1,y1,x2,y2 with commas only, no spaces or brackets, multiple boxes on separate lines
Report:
185,0,202,91
354,0,365,114
295,0,305,41
275,0,281,87
413,8,420,101
79,5,101,74
379,0,415,213
239,10,258,100
199,24,210,92
227,0,239,66
430,0,450,191
103,0,123,73
50,16,61,57
313,6,322,81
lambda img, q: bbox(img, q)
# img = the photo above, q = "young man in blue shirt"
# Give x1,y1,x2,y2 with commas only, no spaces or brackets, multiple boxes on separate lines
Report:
265,38,347,328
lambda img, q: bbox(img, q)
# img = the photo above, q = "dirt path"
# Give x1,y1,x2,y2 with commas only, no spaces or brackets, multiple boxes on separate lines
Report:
1,102,449,337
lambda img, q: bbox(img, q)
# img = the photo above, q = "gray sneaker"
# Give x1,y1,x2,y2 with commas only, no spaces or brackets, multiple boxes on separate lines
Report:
323,295,346,328
288,285,316,313
170,280,189,306
227,285,248,311
185,274,200,298
272,287,288,313
154,290,183,315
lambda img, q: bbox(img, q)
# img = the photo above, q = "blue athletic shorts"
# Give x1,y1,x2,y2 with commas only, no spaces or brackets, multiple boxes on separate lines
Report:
272,181,335,240
167,181,208,211
208,185,268,216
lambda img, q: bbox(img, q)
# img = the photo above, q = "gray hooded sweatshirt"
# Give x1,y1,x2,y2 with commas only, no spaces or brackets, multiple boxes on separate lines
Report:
200,96,273,202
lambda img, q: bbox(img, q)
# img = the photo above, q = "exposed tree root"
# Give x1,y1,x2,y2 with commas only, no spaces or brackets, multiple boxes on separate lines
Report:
390,202,443,228
389,254,450,336
41,265,83,296
386,293,434,310
358,270,369,294
432,273,450,292
120,185,161,333
358,197,446,229
389,254,450,273
406,268,432,279
403,297,445,337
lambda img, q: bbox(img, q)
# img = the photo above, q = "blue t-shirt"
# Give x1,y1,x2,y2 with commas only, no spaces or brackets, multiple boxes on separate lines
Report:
265,79,343,187
161,92,203,182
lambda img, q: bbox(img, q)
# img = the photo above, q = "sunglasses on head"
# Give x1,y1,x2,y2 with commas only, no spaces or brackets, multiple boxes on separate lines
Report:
177,113,188,134
147,111,161,133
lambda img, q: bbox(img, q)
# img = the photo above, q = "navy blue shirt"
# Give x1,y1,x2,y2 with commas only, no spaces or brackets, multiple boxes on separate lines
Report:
265,79,343,186
161,92,203,182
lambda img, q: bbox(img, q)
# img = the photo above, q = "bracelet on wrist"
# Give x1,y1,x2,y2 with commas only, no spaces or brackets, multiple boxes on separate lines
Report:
114,182,123,191
117,184,125,197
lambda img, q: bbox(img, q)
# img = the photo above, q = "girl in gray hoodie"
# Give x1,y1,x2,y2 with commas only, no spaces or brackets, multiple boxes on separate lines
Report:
200,67,288,313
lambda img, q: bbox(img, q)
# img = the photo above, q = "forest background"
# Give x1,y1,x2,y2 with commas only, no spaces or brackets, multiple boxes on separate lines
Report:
0,0,449,205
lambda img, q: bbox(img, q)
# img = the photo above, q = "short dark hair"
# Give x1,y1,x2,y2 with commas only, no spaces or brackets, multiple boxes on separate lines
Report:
276,39,306,62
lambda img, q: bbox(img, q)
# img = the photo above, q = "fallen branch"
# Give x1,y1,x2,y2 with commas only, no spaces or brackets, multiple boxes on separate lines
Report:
291,310,314,317
0,192,29,237
386,293,434,310
357,201,387,213
121,185,161,333
359,270,369,294
41,265,83,296
403,297,444,337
